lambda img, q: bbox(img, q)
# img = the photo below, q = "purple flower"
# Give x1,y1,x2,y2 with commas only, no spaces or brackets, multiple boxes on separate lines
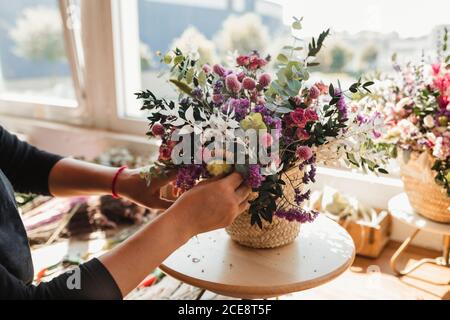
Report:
294,189,311,206
222,98,250,120
247,164,265,188
213,80,224,94
356,114,369,124
274,208,319,223
175,165,204,191
335,89,348,120
180,98,191,107
192,87,203,100
302,164,316,184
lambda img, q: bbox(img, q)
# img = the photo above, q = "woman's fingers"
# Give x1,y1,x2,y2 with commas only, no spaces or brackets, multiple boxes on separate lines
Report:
222,172,244,189
235,183,251,202
238,197,251,213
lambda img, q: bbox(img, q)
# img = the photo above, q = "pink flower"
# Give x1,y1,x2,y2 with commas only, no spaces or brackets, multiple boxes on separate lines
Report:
296,146,313,161
296,128,310,141
202,64,212,74
258,73,271,87
292,96,303,106
270,154,281,167
432,63,441,76
236,55,250,67
315,82,328,94
305,108,319,121
151,123,165,136
261,133,274,148
225,74,242,93
309,85,320,99
236,72,246,82
242,77,256,90
213,64,226,77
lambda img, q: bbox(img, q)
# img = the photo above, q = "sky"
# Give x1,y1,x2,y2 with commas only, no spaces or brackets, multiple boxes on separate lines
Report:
273,0,450,38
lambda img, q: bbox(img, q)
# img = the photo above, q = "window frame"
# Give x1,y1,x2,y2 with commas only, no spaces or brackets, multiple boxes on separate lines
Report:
0,0,91,126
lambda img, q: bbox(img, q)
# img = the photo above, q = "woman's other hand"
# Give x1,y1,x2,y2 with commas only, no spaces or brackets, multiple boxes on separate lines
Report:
166,172,252,238
116,168,176,209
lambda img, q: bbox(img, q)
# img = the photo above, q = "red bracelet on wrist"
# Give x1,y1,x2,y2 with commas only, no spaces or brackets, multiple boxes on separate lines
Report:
111,166,127,199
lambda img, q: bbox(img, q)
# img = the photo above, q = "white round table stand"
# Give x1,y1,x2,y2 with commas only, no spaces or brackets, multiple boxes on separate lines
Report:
160,215,355,299
388,193,450,284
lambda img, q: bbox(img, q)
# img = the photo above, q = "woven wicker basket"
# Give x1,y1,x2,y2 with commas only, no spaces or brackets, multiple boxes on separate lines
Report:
399,151,450,223
226,166,303,249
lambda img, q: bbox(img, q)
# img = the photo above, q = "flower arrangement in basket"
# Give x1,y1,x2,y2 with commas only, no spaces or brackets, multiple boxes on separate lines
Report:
372,28,450,222
137,19,390,248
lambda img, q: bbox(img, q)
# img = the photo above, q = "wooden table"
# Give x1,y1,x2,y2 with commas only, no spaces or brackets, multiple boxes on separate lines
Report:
160,215,355,299
388,193,450,284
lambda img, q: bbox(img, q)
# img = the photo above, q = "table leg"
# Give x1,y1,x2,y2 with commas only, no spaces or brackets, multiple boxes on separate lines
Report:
390,229,450,285
390,228,421,276
195,289,206,300
442,235,450,266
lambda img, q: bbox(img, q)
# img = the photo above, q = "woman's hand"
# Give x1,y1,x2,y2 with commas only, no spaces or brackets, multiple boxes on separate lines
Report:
116,168,176,210
165,172,252,239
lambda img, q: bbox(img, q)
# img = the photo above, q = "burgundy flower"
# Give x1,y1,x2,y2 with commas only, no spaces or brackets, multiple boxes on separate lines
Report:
151,123,165,136
236,55,250,67
242,77,256,90
305,108,319,121
158,144,172,161
290,108,307,127
296,128,310,141
258,73,271,88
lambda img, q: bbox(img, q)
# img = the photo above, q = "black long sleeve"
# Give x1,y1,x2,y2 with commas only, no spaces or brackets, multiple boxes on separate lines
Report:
0,125,62,195
0,125,122,299
0,258,122,300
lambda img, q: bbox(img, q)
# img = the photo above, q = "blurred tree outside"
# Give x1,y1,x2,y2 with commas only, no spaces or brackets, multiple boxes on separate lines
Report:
9,6,66,63
214,13,270,57
360,45,379,71
140,41,153,71
171,26,218,66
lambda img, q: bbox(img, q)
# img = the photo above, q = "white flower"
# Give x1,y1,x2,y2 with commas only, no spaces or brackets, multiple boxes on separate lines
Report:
395,97,412,112
433,137,444,158
423,115,435,128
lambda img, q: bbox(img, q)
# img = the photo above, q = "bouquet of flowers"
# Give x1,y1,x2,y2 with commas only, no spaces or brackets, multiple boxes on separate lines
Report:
373,28,450,197
137,19,389,231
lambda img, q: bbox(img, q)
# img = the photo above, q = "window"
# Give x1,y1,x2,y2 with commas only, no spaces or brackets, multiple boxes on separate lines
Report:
1,0,448,135
0,0,82,107
116,0,284,119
